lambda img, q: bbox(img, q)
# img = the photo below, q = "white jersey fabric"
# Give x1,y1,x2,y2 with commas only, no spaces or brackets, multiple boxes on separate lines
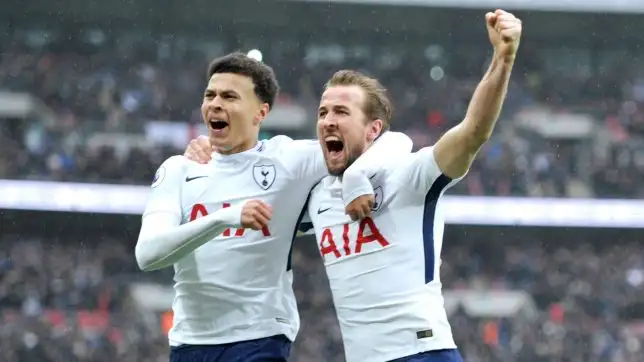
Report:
306,146,460,362
144,137,325,346
140,133,408,347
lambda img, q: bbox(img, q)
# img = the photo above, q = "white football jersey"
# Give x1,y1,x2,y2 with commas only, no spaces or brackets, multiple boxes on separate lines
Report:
306,146,460,362
144,136,326,346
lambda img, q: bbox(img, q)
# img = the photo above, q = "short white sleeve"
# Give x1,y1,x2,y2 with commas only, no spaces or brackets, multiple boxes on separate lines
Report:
393,146,461,196
278,138,327,182
143,155,186,217
341,131,413,206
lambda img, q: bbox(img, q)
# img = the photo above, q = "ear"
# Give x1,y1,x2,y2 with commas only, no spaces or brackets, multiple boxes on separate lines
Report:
366,119,384,143
254,103,270,126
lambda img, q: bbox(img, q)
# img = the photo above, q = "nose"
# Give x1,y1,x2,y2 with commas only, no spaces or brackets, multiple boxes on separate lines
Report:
319,114,338,130
206,96,224,112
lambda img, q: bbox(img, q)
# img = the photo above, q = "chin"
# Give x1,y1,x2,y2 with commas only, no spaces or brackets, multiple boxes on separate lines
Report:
211,139,232,153
326,162,348,177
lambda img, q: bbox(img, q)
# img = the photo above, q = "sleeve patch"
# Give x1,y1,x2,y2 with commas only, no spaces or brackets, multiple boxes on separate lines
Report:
151,165,166,188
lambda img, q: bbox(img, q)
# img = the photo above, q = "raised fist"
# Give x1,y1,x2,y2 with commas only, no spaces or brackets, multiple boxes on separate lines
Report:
241,200,273,230
486,9,522,60
184,135,212,164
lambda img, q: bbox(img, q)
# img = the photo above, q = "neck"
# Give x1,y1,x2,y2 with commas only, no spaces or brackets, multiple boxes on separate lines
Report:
214,139,258,155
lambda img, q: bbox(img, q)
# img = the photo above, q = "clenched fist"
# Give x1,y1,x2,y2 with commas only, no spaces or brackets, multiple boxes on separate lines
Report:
241,200,273,230
184,135,213,164
486,9,522,61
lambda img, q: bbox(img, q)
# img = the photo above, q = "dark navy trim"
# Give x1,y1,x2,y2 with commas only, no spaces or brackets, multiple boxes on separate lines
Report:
422,174,452,283
298,222,313,233
287,191,313,271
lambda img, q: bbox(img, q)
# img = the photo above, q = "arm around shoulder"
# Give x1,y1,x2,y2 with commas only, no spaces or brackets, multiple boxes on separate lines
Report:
341,131,413,206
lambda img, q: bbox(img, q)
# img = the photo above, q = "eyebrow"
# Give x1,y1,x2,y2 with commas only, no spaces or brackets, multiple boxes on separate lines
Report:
319,104,349,112
204,89,239,96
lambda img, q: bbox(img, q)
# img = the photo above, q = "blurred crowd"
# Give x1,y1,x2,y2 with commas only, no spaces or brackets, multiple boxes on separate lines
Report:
3,6,644,362
1,233,643,362
1,28,644,198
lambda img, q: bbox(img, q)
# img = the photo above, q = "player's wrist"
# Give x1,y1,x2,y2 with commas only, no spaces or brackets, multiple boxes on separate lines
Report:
492,50,516,66
216,204,244,228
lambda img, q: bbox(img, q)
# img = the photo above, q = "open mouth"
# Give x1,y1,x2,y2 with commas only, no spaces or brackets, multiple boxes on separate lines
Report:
325,136,344,158
209,120,229,131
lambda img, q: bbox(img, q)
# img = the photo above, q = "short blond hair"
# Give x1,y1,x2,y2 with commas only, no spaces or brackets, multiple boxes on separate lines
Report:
325,70,393,131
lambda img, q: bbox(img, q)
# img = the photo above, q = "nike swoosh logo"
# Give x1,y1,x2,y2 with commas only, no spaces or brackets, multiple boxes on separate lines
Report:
317,207,331,214
185,176,208,182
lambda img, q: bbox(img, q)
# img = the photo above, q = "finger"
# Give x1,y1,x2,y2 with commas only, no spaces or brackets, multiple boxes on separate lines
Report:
258,200,273,212
185,141,205,163
197,135,210,148
247,220,263,231
495,9,509,16
198,139,213,160
255,203,273,221
185,141,196,156
243,208,267,230
350,209,362,221
240,216,256,230
485,12,496,26
360,197,374,219
252,213,270,229
499,21,520,30
197,150,211,164
497,22,520,36
255,200,273,215
497,13,516,21
348,211,361,222
366,195,375,209
345,205,359,221
354,205,366,221
501,28,521,41
362,203,372,219
498,19,521,30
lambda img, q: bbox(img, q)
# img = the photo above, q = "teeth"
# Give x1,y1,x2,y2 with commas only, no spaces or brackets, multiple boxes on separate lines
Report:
325,136,340,142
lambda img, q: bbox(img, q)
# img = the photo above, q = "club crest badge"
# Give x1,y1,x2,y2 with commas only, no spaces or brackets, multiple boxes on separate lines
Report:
253,164,276,190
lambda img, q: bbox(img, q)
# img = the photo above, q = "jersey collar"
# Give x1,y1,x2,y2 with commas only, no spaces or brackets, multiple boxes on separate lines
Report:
210,140,265,163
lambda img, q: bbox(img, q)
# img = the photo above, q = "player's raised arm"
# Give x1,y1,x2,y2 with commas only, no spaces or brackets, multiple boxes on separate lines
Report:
433,9,521,179
135,156,273,271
